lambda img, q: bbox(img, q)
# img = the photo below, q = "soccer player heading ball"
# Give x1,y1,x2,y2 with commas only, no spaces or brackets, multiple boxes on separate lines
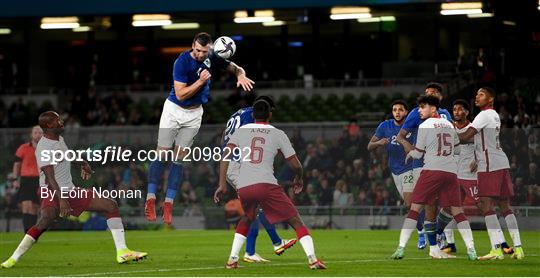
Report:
144,32,254,225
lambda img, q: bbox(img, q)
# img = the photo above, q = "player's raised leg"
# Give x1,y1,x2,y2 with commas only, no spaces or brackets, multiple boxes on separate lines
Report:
1,207,56,268
146,100,182,222
162,109,203,224
162,160,183,225
258,211,296,256
145,156,166,221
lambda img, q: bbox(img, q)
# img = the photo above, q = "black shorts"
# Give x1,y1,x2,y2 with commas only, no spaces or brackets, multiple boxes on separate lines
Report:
17,177,39,204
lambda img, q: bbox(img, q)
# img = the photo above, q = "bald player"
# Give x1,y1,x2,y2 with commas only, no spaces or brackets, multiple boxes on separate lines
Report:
1,111,147,269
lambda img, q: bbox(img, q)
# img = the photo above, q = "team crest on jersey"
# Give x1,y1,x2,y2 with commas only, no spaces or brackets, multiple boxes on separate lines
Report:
203,58,211,68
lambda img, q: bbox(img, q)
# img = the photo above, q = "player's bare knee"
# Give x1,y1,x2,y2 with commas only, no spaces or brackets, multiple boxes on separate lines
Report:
288,216,304,229
425,206,437,221
450,206,464,216
36,215,56,230
498,198,511,211
409,203,422,212
479,197,492,212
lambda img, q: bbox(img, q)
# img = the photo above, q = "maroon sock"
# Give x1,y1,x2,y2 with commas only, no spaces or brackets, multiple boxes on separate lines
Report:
501,210,513,218
295,225,310,239
235,219,250,236
454,213,467,224
106,209,120,219
407,210,419,221
27,226,44,241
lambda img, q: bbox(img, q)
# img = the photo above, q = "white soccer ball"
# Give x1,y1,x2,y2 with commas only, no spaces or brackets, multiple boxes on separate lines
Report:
213,36,236,59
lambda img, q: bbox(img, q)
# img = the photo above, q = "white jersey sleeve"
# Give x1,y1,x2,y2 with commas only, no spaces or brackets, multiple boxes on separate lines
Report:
471,109,510,172
278,130,296,159
35,136,74,190
415,124,428,152
470,111,490,131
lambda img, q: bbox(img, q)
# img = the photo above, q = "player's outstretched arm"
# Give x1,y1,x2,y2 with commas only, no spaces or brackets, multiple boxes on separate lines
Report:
367,135,389,151
42,165,72,217
226,62,254,92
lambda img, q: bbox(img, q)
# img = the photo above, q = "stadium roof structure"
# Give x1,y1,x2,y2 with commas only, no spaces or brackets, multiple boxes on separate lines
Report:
2,0,445,17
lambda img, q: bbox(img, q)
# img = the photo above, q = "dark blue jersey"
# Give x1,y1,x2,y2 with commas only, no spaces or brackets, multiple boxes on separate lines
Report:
374,119,413,175
168,50,230,107
401,107,453,169
223,107,254,147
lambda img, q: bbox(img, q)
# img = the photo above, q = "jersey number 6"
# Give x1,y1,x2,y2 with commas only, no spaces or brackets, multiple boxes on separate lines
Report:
250,137,265,164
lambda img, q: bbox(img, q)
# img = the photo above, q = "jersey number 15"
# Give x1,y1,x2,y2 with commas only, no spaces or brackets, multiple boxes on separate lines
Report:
437,133,452,156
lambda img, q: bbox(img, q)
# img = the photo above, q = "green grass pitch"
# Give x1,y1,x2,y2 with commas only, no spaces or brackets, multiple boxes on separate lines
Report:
1,229,539,276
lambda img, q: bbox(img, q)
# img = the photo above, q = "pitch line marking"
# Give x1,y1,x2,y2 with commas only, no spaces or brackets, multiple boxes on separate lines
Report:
0,233,229,244
64,256,511,277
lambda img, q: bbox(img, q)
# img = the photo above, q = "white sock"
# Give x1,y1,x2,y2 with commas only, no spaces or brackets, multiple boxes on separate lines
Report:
11,235,36,261
504,213,522,247
229,233,246,262
399,218,417,248
299,235,317,263
165,197,174,203
146,193,156,200
107,217,127,251
485,214,503,249
456,220,475,250
444,219,456,244
496,229,507,246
